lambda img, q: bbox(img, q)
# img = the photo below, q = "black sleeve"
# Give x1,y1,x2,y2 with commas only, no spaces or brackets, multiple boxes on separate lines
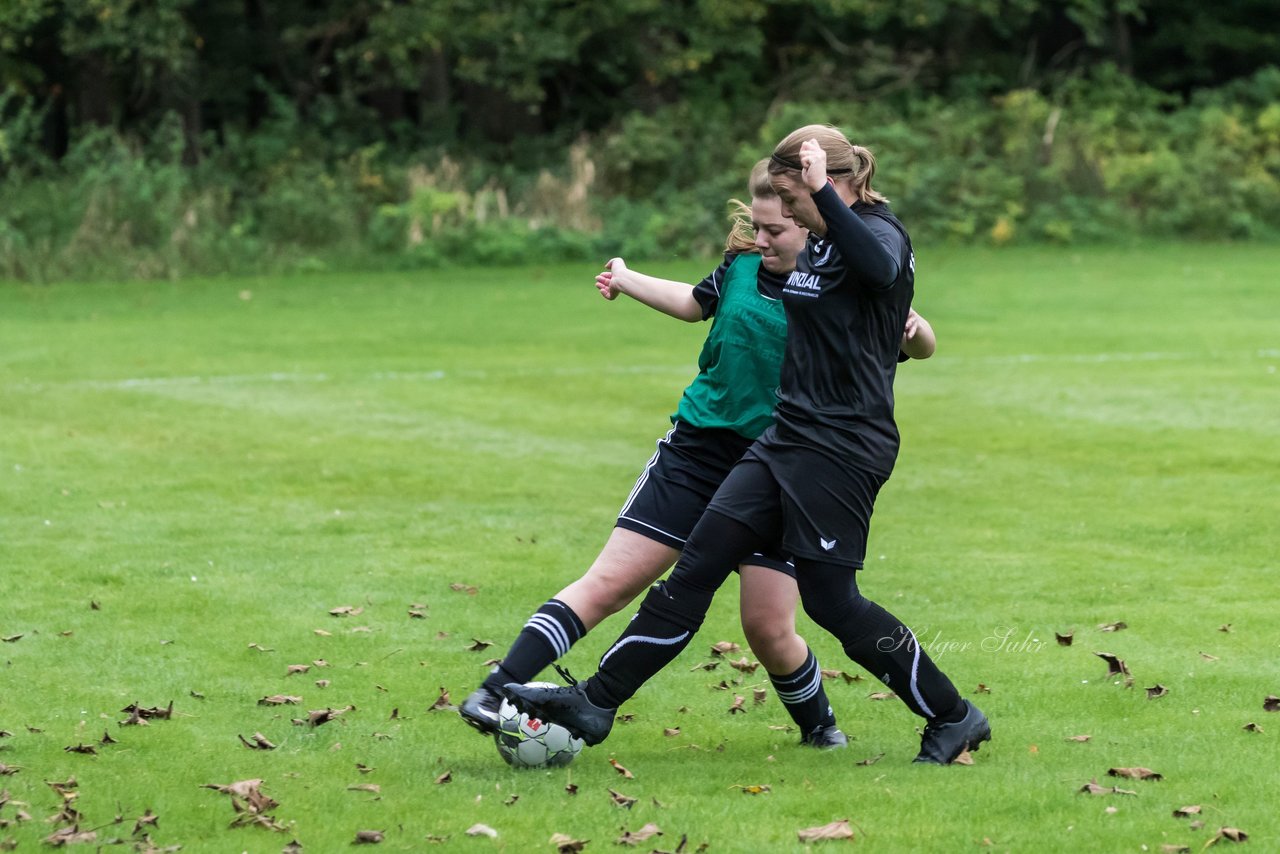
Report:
691,253,734,320
811,184,900,290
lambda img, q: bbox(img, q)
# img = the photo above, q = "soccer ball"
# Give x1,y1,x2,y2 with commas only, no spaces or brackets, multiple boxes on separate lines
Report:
493,683,584,769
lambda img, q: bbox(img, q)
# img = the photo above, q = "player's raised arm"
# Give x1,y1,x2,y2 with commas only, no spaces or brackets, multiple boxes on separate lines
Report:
594,257,703,322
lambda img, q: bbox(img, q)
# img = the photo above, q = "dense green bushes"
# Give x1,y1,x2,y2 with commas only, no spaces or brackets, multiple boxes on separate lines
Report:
2,67,1278,281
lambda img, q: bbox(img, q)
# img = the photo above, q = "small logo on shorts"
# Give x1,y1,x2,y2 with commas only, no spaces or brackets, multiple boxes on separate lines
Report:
819,537,837,551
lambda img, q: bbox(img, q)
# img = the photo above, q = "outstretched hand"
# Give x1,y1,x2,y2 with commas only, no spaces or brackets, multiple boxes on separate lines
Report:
799,138,828,192
595,257,629,300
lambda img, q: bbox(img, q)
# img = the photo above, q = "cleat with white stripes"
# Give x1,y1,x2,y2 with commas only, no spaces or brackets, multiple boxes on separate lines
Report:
913,700,991,765
503,681,615,746
800,723,849,750
458,686,503,735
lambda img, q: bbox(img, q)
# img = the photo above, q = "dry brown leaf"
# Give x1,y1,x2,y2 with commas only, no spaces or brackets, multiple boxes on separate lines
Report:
975,683,992,694
353,829,383,843
820,668,842,680
0,636,22,644
314,629,332,637
121,701,173,720
465,823,497,837
728,657,759,674
728,695,746,714
63,744,96,756
450,583,478,596
797,819,854,842
1098,621,1128,632
259,695,302,706
663,727,681,737
238,732,277,750
549,832,586,853
868,691,896,701
247,642,273,652
0,763,19,775
1095,652,1130,677
1078,779,1136,796
1219,624,1232,633
617,822,663,846
710,641,741,657
329,606,363,617
1173,805,1202,818
466,639,493,652
1264,695,1280,712
408,610,426,619
1198,652,1219,661
347,784,381,794
1066,734,1092,742
753,688,767,705
608,789,638,808
564,782,578,795
609,758,634,779
283,841,305,853
315,679,331,688
1146,684,1169,699
1108,766,1162,781
1209,827,1248,844
1160,846,1190,853
953,750,975,765
132,809,159,834
301,706,354,727
690,661,719,672
734,784,771,795
44,827,97,846
856,753,884,766
503,794,519,806
1242,722,1263,733
434,770,451,785
1055,631,1075,646
286,664,311,676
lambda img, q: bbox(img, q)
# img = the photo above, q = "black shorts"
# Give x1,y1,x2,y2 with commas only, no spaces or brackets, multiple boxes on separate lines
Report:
616,421,794,576
707,443,888,569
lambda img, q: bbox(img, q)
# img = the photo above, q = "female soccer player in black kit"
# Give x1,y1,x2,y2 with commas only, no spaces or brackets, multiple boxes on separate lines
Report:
509,125,990,765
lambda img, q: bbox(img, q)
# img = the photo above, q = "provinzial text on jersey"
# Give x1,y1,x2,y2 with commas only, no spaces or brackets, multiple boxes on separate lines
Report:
783,271,823,298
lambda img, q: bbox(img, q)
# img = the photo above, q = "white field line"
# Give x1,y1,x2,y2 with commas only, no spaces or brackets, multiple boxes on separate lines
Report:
3,350,1277,392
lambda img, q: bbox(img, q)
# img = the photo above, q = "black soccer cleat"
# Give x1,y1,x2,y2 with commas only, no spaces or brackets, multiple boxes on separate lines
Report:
800,723,849,750
503,681,615,746
458,686,503,735
913,699,991,765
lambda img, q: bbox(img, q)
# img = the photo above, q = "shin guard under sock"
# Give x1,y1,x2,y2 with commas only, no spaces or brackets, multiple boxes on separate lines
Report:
769,648,836,734
840,599,963,722
482,599,586,692
586,577,714,709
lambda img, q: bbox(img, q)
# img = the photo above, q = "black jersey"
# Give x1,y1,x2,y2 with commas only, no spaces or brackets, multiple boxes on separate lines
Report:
767,186,914,477
692,252,787,319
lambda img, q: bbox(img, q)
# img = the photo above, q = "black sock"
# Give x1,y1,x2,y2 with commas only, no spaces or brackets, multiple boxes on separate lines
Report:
482,599,586,692
585,576,714,709
769,648,836,734
840,600,963,722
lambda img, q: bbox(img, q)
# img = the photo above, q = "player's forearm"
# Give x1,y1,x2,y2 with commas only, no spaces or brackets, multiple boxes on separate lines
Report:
612,270,702,322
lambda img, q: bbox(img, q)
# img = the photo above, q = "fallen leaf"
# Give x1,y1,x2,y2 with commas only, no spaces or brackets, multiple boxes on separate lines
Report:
286,664,310,676
259,695,303,706
434,771,451,785
121,701,173,720
1146,684,1169,699
753,688,767,705
1199,652,1219,661
549,832,586,853
1095,652,1130,677
1055,631,1075,646
1264,695,1280,713
238,733,277,750
856,753,884,766
1218,624,1232,633
44,827,97,846
314,629,332,637
315,679,331,688
353,829,383,843
1160,846,1190,853
329,606,363,617
1172,805,1202,818
690,661,719,672
1209,827,1248,844
617,822,663,846
1078,779,1136,796
868,692,896,701
797,819,854,842
299,706,354,727
247,643,274,652
608,789,638,808
663,728,681,737
953,750,975,765
975,683,992,694
465,823,497,838
63,744,96,755
0,763,19,775
347,784,381,794
609,758,634,779
1108,766,1162,781
132,809,159,834
1242,722,1263,733
503,794,519,806
283,841,305,853
734,784,771,795
0,636,22,644
1098,621,1127,632
564,782,578,795
466,639,493,652
728,696,746,714
450,583,478,596
408,610,426,619
618,713,636,724
428,689,453,711
728,657,759,674
710,641,741,657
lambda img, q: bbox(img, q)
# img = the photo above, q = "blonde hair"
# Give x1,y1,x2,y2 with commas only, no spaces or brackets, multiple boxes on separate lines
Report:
767,123,887,205
724,158,779,253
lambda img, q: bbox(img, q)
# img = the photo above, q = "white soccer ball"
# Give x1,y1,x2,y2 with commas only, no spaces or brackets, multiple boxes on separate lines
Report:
493,682,584,769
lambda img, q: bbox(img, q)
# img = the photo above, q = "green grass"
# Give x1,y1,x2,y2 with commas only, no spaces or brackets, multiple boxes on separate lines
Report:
1,243,1278,852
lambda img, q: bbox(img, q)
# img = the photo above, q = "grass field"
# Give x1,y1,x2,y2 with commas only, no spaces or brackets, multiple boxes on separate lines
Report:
1,243,1278,853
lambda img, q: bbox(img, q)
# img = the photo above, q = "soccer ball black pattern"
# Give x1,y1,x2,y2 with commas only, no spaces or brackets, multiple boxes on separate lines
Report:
493,682,585,768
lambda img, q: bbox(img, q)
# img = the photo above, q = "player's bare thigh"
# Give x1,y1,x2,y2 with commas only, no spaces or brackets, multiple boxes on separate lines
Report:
554,527,679,630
